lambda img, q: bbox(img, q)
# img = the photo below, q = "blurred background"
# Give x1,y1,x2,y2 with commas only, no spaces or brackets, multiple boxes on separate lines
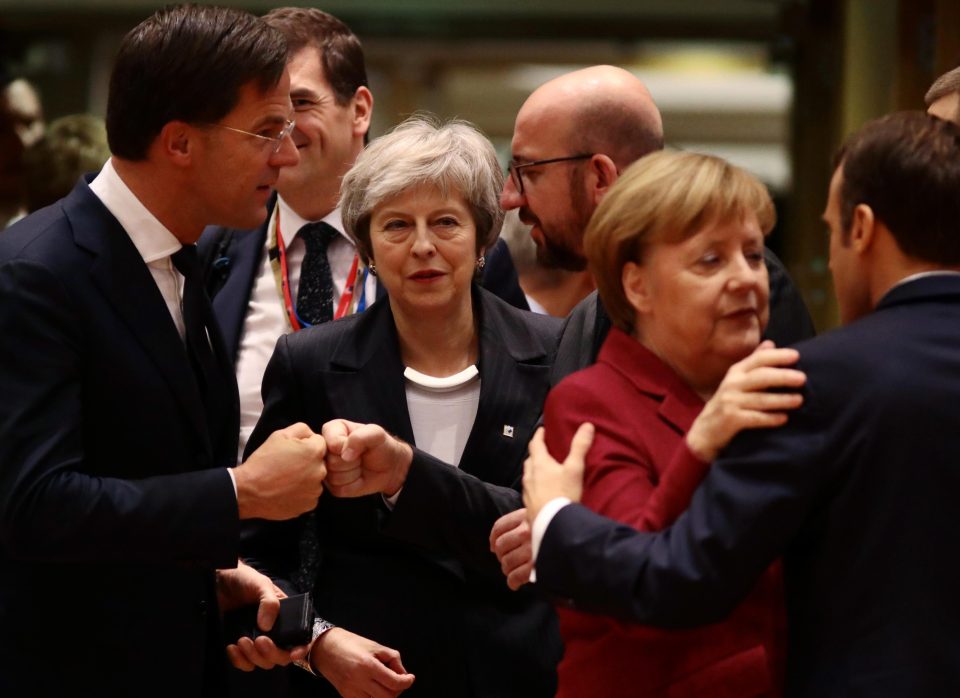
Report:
1,0,958,331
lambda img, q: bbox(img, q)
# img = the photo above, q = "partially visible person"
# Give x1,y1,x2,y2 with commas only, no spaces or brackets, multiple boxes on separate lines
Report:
525,111,960,698
500,208,594,316
23,113,110,213
491,64,816,587
925,64,960,123
241,115,562,697
199,7,526,465
544,150,805,698
0,72,45,227
0,7,328,696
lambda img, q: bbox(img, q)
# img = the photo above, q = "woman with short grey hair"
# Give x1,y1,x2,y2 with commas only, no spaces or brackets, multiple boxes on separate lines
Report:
244,113,563,697
341,114,504,265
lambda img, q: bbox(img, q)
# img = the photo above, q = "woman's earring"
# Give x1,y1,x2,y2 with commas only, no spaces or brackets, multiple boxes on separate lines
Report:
476,256,486,271
368,264,377,277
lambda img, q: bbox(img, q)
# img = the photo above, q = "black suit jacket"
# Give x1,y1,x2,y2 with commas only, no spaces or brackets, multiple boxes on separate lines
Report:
242,288,562,698
551,247,816,384
536,274,960,697
0,180,240,697
198,202,528,363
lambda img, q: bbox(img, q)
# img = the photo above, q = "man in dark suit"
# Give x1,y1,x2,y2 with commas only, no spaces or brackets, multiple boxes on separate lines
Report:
524,111,960,697
198,8,528,471
491,64,816,586
0,7,328,696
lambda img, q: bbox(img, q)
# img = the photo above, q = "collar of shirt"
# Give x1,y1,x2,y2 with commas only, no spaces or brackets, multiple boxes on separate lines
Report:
891,269,960,290
88,158,183,264
276,195,349,243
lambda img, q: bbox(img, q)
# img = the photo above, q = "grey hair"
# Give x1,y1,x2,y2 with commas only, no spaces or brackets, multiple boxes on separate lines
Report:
340,113,505,263
925,65,960,106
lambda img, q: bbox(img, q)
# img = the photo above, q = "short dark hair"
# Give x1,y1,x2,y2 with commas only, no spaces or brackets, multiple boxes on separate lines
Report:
262,7,367,106
835,110,960,264
106,4,288,160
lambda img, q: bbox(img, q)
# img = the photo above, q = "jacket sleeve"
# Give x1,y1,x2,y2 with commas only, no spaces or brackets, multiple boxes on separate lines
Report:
535,379,829,628
0,258,238,568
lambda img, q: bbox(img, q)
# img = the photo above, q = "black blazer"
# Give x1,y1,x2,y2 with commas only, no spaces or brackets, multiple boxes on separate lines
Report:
0,179,240,697
536,275,960,697
242,288,562,698
197,202,528,364
551,247,817,384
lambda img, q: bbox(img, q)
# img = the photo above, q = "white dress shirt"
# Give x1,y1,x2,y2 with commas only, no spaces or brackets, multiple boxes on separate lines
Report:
234,196,377,463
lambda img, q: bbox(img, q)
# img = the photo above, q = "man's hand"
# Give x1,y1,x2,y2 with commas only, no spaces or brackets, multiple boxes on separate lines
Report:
489,509,533,590
686,341,805,462
322,419,413,498
234,422,327,520
522,423,594,524
219,561,309,671
311,627,415,698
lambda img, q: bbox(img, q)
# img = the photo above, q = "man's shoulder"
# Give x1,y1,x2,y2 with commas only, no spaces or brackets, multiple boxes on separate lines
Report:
1,202,78,266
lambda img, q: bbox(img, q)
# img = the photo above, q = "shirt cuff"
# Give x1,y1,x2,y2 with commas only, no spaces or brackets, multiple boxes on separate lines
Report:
529,497,572,583
227,467,238,499
382,487,403,510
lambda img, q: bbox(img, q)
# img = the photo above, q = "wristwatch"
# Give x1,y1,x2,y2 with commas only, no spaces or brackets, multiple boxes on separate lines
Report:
294,617,336,676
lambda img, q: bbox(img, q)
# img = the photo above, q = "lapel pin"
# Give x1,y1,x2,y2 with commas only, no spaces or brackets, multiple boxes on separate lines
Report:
503,425,514,438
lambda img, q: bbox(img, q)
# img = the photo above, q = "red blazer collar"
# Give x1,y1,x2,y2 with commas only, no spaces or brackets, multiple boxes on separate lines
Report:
596,326,704,434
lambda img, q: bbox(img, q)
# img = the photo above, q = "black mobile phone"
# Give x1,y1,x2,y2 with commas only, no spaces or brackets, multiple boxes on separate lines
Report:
223,592,314,649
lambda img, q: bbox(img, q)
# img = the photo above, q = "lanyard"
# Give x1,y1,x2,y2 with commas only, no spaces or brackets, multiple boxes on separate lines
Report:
268,208,368,331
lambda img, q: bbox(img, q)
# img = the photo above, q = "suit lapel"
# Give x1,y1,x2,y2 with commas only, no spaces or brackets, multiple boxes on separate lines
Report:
321,301,413,441
601,327,703,436
211,224,267,365
459,290,552,486
66,182,212,454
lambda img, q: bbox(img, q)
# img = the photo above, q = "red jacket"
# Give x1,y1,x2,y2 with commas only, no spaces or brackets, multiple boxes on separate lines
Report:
544,327,786,698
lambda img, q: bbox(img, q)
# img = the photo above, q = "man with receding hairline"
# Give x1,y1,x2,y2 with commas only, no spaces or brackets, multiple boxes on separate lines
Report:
491,65,815,588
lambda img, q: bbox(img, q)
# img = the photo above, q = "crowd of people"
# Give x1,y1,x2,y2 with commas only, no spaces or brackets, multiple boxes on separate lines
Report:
1,4,959,698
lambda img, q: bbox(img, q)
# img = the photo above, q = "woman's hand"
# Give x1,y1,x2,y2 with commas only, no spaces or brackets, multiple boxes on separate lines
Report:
322,419,413,498
686,341,806,462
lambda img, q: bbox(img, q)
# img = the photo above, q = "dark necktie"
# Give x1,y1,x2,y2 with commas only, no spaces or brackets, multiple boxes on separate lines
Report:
296,221,339,326
171,245,229,435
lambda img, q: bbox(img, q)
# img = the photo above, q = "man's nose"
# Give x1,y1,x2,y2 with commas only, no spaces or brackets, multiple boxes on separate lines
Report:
500,175,523,211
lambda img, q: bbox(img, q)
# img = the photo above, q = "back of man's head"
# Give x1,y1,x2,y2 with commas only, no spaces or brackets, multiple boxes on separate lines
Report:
525,66,664,170
106,5,288,161
925,65,960,124
263,7,368,107
838,110,960,265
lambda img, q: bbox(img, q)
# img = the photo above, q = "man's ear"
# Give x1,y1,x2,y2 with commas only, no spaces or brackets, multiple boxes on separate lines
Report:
351,86,373,139
588,154,619,206
849,203,876,254
157,121,195,168
622,260,651,315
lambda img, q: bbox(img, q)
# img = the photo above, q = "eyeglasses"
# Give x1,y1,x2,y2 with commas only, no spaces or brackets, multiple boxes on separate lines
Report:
507,154,593,196
209,118,296,154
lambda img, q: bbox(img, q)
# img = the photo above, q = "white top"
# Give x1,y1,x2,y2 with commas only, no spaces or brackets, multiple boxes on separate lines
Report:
234,196,378,463
404,365,481,468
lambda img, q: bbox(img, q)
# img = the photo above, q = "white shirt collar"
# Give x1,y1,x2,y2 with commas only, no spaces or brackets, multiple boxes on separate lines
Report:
275,195,348,246
891,270,960,289
88,158,182,263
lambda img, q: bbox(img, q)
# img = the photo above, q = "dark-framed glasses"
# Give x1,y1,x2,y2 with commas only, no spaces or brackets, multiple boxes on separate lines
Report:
507,153,593,195
211,118,296,154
